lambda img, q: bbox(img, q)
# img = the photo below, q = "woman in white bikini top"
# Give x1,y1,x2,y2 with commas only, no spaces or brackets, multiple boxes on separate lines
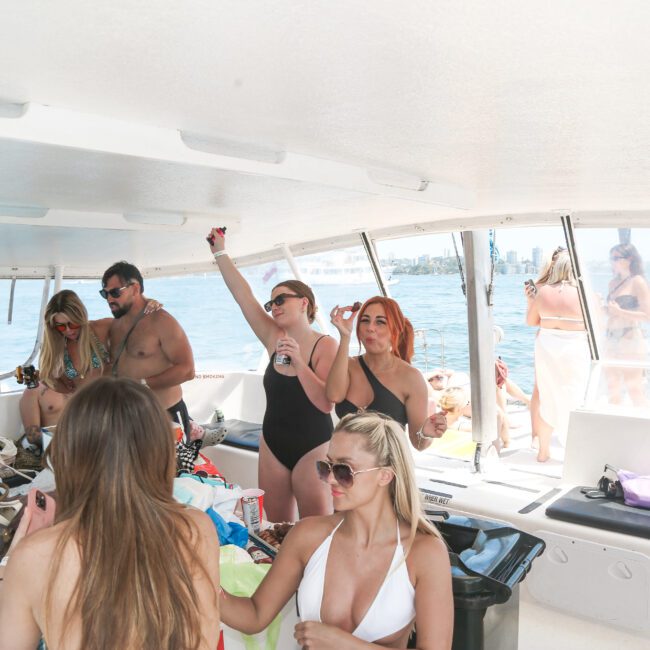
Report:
220,411,454,649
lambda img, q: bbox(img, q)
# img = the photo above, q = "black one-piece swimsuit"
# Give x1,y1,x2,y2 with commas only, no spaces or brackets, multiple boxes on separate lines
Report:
262,335,333,470
335,356,408,426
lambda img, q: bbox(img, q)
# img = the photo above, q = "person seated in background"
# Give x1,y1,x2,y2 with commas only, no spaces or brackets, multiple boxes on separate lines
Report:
24,288,161,447
0,377,220,649
426,368,454,409
438,387,472,432
328,297,447,452
19,383,68,445
438,382,510,447
220,411,453,649
39,289,113,396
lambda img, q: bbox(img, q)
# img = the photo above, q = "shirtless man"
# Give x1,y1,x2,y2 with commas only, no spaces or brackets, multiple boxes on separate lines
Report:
101,261,196,437
19,384,68,444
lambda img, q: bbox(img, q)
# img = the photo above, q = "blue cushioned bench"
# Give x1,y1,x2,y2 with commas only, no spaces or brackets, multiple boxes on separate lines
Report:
221,419,262,451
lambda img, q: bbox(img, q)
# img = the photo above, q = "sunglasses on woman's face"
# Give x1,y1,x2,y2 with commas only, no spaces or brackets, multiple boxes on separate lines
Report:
610,255,626,262
315,460,383,488
263,293,301,312
53,321,81,333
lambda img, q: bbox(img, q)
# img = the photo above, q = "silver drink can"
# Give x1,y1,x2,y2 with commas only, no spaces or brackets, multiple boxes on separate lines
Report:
275,353,291,365
242,496,261,533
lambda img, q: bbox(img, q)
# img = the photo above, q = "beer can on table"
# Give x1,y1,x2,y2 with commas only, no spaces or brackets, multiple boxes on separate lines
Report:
242,496,261,534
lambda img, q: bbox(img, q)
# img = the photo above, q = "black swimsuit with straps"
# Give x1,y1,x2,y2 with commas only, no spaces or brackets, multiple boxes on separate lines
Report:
335,356,408,426
262,335,333,470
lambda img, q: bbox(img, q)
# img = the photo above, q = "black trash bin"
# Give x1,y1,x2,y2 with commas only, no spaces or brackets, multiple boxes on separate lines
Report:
431,513,545,650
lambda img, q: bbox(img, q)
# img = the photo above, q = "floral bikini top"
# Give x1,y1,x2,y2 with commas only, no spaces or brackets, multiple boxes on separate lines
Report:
63,334,110,379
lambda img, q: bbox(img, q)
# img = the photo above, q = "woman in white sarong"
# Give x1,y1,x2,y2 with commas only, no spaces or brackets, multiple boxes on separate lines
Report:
526,251,590,462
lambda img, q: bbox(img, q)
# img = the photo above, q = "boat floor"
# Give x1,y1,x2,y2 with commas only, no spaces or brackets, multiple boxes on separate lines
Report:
424,402,565,479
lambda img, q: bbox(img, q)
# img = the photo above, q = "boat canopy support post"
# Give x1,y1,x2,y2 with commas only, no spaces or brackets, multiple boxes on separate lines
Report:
279,244,331,335
54,265,64,293
360,231,391,298
463,230,498,460
561,215,599,361
7,276,16,324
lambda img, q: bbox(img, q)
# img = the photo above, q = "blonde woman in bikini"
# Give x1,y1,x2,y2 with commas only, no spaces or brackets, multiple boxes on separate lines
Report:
526,251,589,462
220,412,453,649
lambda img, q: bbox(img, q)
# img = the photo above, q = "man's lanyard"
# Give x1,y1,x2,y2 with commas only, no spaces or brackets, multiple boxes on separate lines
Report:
111,309,146,377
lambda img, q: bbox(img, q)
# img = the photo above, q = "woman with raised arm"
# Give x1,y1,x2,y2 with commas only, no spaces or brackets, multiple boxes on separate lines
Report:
526,250,589,462
0,377,220,650
207,227,338,521
220,412,453,650
327,297,447,451
604,243,650,407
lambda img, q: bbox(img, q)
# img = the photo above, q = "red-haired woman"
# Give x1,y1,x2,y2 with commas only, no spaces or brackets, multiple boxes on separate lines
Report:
327,297,446,450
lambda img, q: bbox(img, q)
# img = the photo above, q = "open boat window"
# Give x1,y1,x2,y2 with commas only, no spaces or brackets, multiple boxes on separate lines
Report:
293,246,381,343
374,232,470,376
152,260,294,372
0,279,44,391
573,227,650,414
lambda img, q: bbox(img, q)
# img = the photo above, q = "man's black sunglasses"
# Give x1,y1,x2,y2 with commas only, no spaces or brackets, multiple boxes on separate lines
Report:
99,284,132,299
263,293,301,313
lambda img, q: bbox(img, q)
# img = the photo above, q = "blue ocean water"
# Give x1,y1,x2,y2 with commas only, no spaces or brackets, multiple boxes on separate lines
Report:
1,273,542,393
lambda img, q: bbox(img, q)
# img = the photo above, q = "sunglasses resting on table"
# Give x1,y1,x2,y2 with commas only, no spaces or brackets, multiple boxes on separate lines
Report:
99,284,132,299
263,293,302,312
316,459,386,488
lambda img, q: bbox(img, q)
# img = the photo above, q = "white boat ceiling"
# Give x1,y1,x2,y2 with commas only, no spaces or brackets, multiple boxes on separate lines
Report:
1,1,650,277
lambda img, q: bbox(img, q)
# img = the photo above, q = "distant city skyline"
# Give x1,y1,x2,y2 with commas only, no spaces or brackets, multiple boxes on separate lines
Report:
376,226,650,264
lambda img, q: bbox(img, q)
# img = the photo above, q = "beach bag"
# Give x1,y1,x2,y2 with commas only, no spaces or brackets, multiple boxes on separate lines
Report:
618,470,650,509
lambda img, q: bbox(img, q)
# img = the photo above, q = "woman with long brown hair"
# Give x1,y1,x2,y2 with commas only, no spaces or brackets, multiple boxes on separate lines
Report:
220,412,453,649
207,228,338,522
0,377,220,649
327,296,446,450
605,243,650,406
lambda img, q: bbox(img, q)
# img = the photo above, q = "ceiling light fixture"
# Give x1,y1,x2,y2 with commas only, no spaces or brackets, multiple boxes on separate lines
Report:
123,212,187,226
180,131,285,164
367,168,429,192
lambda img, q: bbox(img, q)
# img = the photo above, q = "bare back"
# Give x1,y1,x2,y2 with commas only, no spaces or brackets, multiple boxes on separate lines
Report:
530,283,585,331
1,511,219,650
